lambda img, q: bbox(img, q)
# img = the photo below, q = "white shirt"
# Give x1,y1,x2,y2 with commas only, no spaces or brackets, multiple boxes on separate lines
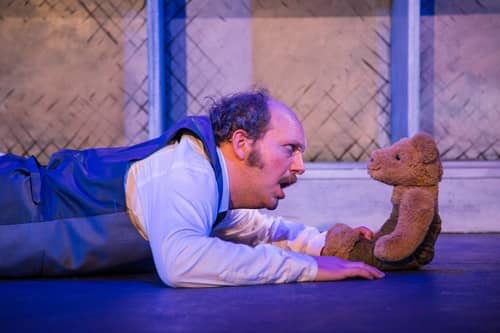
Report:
125,134,325,287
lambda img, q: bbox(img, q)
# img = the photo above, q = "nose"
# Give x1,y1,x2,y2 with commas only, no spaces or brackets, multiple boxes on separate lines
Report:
290,152,305,175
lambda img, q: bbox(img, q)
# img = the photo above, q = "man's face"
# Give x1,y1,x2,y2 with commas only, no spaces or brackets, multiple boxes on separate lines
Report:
243,101,306,210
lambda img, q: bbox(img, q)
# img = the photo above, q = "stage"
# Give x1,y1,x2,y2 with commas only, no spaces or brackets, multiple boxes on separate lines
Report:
1,234,499,332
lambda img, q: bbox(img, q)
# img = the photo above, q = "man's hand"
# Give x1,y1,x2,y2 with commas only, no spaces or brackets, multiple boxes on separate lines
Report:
313,255,384,281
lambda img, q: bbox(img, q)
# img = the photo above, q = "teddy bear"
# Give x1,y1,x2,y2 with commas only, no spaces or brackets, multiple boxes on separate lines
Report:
321,133,443,270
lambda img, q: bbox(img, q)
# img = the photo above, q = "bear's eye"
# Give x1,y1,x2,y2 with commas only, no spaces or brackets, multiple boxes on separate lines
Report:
395,154,401,161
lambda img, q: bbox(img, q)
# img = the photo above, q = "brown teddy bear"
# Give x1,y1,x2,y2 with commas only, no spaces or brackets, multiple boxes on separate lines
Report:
322,133,443,270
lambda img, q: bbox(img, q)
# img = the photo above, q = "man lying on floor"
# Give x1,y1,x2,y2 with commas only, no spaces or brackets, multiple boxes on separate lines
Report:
0,90,385,287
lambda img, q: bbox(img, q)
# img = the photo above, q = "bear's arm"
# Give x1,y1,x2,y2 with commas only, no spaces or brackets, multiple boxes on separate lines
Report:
374,188,435,261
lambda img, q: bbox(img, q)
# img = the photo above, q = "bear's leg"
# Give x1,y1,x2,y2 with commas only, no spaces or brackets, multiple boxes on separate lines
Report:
348,239,421,271
321,223,359,259
321,212,439,270
322,217,421,271
349,214,441,270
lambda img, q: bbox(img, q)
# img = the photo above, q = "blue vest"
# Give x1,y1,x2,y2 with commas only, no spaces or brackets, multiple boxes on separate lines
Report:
0,116,224,277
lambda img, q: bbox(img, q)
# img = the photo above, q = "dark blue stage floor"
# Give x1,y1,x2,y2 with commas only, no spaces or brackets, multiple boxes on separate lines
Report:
2,234,500,333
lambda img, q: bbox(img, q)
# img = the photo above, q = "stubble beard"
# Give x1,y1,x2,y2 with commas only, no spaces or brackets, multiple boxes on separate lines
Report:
246,145,265,169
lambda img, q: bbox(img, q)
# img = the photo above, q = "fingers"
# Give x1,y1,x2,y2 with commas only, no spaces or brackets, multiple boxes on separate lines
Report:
349,261,385,280
313,256,384,281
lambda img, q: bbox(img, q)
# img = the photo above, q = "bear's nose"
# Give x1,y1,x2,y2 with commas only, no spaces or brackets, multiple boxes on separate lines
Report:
369,150,380,162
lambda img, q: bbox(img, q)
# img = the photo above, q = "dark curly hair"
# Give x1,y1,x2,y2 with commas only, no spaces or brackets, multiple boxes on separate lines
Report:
209,89,272,145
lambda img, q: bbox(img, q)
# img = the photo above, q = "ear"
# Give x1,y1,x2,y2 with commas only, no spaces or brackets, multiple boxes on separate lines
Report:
230,129,253,160
412,132,439,164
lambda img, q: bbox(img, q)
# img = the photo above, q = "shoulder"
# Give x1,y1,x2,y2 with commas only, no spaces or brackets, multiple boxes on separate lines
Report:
128,137,217,202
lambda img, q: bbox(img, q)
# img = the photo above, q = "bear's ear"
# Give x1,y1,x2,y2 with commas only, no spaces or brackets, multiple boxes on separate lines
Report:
412,133,439,164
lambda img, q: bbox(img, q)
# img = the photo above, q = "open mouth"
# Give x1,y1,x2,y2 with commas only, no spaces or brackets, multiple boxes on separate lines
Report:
279,174,297,189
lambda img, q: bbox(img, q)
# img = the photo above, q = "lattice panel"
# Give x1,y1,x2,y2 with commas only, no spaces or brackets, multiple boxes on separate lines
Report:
252,0,392,162
165,0,392,162
0,0,148,163
165,0,253,124
420,0,500,161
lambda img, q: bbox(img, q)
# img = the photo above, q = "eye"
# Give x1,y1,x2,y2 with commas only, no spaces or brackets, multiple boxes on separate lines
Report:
283,144,295,155
282,143,305,157
283,144,304,157
395,153,401,161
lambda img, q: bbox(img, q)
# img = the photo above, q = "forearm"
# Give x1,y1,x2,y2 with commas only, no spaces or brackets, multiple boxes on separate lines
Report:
151,230,318,288
270,218,326,255
214,210,326,256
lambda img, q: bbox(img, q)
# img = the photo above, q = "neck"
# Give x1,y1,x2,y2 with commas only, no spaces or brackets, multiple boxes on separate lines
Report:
392,184,439,204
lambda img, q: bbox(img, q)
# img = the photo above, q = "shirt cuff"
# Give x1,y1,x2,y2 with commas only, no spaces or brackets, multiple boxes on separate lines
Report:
295,252,319,282
305,231,326,256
